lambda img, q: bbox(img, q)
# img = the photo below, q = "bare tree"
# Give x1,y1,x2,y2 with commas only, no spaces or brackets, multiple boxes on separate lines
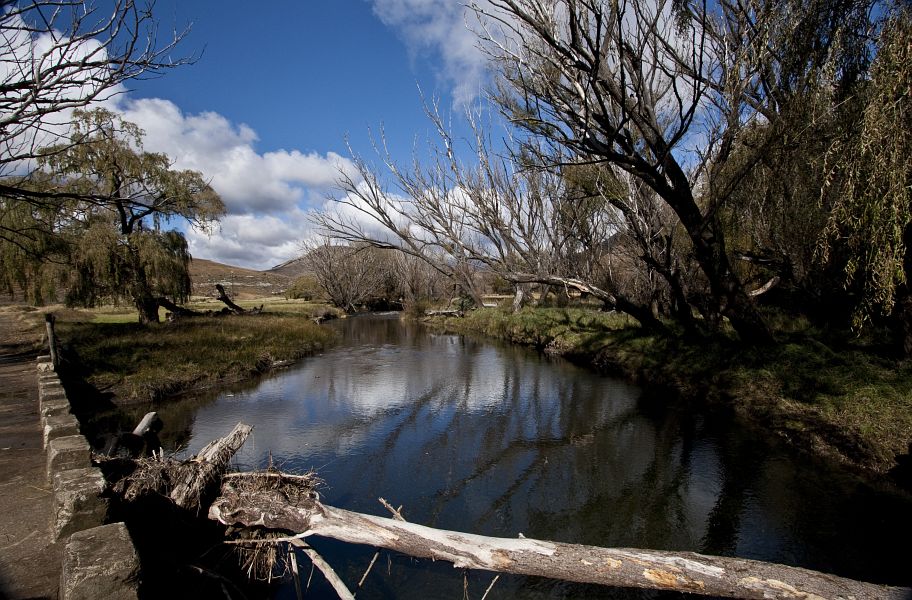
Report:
301,239,392,314
312,108,670,328
1,0,191,199
467,0,873,342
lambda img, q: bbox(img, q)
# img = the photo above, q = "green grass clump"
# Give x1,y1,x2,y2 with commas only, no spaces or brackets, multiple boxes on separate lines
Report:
57,313,336,403
453,307,634,351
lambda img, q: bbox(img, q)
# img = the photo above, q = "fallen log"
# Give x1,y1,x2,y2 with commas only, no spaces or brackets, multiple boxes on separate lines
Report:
210,473,910,600
108,422,253,509
425,309,464,317
157,297,205,318
170,422,253,509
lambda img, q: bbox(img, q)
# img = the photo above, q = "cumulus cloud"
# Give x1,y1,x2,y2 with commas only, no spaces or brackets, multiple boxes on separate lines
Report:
119,98,354,215
3,12,357,271
185,211,317,270
369,0,496,105
113,98,360,269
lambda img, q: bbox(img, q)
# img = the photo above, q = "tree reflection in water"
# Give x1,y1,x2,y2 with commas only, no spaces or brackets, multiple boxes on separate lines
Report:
140,314,911,599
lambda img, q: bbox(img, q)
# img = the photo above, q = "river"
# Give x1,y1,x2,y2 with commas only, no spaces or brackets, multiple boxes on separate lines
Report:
144,313,911,599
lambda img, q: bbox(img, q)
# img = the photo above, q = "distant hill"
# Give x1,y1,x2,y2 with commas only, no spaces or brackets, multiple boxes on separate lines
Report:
265,256,310,279
190,258,291,299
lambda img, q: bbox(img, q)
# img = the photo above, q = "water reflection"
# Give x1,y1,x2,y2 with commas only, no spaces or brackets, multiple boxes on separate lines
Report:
148,313,911,598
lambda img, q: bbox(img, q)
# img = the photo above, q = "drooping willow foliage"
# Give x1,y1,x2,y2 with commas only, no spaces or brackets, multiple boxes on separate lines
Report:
0,108,224,322
822,9,912,328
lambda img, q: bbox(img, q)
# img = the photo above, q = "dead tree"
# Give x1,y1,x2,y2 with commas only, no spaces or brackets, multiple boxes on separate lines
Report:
215,284,247,314
110,422,253,509
210,472,909,600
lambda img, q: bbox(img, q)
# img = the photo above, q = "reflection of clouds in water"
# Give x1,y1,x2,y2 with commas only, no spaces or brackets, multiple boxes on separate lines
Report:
180,320,640,474
173,316,912,594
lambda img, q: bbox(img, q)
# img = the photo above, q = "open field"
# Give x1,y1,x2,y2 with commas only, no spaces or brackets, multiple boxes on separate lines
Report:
4,299,342,403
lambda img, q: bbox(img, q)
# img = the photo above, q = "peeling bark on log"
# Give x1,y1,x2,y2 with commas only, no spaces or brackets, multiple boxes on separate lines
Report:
170,423,253,509
210,480,910,600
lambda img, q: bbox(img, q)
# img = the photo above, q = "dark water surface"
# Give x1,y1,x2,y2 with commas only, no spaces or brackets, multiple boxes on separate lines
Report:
148,313,911,598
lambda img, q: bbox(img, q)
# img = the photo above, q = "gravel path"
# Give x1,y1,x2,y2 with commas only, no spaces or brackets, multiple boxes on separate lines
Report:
0,311,61,600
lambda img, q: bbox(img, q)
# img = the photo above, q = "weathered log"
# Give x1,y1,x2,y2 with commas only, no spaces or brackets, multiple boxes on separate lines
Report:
132,411,163,437
215,284,246,314
210,477,910,600
425,309,464,317
170,422,253,509
289,539,355,600
157,297,205,318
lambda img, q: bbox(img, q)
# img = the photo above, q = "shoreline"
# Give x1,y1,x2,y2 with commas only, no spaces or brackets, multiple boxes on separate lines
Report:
430,308,912,487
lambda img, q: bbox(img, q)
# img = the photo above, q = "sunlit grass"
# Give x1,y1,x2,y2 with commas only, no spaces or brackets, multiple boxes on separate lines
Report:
55,305,338,403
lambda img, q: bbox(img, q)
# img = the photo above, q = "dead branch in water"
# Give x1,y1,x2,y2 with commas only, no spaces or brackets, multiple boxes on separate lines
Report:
210,472,910,600
107,422,253,510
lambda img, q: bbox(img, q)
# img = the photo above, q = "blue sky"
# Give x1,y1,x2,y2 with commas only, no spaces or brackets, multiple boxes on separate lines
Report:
113,1,493,269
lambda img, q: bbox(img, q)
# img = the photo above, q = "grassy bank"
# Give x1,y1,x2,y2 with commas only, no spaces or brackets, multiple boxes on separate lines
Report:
55,302,338,402
435,308,912,475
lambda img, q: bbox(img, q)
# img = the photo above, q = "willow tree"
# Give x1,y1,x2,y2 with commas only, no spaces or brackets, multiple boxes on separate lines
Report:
6,108,225,323
821,10,912,352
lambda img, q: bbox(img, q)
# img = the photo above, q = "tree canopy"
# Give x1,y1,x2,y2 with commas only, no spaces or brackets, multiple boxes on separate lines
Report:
1,108,224,322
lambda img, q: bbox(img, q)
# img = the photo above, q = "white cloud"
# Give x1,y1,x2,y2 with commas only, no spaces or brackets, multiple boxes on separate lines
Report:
112,97,362,269
369,0,495,105
186,211,317,271
119,98,355,215
2,11,358,271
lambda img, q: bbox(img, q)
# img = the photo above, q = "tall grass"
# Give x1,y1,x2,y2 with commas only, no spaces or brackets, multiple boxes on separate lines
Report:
57,313,335,403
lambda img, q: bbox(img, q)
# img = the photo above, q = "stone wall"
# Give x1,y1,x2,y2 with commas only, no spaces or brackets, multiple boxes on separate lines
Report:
37,355,141,600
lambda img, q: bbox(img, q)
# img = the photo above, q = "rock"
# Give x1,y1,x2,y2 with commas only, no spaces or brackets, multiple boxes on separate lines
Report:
36,354,54,373
43,413,80,449
60,522,140,600
48,436,92,481
53,468,107,541
38,382,66,403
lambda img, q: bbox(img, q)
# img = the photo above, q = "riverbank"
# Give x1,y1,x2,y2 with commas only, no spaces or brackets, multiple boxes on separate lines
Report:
57,315,336,404
48,303,338,403
432,308,912,479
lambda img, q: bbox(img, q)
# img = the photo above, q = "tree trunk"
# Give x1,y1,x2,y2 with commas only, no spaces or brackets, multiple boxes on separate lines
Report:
512,284,530,312
170,423,253,509
210,479,908,600
215,284,246,314
647,163,772,344
683,218,771,344
136,295,160,324
157,297,204,318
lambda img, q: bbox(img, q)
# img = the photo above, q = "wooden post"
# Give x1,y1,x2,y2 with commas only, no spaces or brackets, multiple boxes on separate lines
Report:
45,313,58,369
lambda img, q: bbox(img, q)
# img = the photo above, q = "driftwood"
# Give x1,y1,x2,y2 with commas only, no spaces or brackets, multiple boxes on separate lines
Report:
215,284,263,315
425,309,464,317
109,422,253,509
210,473,910,600
170,422,253,509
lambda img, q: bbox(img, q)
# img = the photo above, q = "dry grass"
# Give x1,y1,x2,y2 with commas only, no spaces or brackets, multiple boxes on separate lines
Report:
55,309,337,402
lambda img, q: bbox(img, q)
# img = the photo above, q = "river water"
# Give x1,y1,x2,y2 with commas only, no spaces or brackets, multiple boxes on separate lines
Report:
147,313,911,598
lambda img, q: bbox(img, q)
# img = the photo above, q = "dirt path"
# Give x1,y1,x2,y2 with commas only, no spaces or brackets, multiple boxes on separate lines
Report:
0,310,61,600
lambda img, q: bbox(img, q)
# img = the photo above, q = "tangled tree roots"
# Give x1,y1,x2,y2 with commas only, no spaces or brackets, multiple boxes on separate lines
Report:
221,471,322,582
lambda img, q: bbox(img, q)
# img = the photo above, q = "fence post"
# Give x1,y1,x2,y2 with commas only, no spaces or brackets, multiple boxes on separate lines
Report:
45,313,58,369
